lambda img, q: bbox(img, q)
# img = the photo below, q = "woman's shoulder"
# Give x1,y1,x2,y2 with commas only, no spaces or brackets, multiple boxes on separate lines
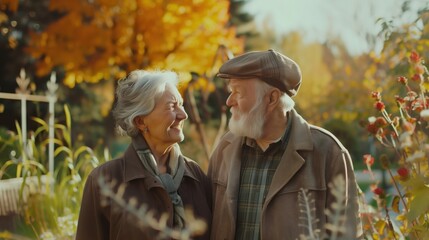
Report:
88,157,124,179
182,156,208,178
182,156,198,165
182,156,204,170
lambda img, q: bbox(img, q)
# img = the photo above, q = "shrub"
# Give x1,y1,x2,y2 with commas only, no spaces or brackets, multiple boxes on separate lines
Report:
362,51,429,239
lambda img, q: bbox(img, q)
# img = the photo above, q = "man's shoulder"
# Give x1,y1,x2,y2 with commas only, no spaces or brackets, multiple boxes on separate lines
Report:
212,131,239,151
308,125,347,150
208,131,241,171
219,131,236,143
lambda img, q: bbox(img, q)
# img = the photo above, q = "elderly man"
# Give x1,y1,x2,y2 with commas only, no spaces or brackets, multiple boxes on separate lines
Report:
208,49,361,240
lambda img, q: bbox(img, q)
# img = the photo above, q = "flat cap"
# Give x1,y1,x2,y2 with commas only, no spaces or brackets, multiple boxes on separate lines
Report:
217,49,302,96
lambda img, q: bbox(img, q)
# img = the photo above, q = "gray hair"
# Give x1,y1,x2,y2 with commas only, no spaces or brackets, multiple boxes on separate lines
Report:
113,70,179,137
256,80,295,112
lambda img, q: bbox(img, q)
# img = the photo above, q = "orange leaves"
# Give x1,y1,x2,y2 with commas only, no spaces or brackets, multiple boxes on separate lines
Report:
0,0,19,12
25,0,243,88
0,0,18,50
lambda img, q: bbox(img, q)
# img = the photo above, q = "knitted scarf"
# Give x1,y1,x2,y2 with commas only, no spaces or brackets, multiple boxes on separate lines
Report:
132,135,186,228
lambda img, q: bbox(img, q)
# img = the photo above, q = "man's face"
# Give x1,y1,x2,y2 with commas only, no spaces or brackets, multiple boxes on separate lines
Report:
226,78,267,139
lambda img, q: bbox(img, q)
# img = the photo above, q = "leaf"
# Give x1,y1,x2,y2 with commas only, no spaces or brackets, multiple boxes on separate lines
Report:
395,214,407,222
16,163,22,178
64,104,71,130
374,219,387,235
40,138,63,148
61,105,72,147
406,185,429,221
31,117,48,128
391,195,401,214
74,146,93,160
14,120,22,145
54,146,73,157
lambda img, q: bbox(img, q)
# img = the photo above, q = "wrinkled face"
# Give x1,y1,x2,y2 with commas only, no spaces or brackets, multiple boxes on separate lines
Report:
226,78,267,139
142,83,188,145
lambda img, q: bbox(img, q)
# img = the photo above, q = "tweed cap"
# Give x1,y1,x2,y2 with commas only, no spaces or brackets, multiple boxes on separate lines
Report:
217,49,302,96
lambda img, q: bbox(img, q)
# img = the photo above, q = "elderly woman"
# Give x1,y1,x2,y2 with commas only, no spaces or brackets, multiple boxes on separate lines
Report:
76,70,212,239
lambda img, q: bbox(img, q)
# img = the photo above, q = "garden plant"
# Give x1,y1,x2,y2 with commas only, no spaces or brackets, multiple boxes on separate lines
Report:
363,50,429,239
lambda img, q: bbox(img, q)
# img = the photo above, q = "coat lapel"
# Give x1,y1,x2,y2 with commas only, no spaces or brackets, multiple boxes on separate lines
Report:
263,109,313,208
222,133,244,229
123,143,163,190
123,145,147,182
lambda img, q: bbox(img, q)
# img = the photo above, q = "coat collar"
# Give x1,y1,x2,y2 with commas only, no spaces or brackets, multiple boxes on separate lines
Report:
265,109,313,206
122,143,199,186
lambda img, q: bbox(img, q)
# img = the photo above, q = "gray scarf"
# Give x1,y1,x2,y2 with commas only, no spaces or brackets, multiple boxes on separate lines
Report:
132,135,186,228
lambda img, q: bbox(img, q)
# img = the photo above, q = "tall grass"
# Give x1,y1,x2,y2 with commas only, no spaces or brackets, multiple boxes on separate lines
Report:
0,105,108,239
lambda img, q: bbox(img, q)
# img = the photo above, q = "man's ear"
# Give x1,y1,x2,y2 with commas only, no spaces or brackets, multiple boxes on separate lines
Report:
267,89,281,110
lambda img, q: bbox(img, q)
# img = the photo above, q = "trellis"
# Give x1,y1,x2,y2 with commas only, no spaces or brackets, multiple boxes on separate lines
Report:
0,69,58,177
0,69,58,216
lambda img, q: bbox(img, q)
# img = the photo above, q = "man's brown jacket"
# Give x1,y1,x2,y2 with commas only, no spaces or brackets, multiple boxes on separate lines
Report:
208,109,361,240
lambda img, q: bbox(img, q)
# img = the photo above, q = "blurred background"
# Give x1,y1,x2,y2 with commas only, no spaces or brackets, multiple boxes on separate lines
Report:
1,0,429,182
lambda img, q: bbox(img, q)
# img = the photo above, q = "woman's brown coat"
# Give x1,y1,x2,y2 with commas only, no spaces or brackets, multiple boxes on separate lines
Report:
76,145,212,240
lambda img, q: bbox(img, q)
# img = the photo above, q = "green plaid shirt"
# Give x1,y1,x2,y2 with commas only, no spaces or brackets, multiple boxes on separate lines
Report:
235,120,292,240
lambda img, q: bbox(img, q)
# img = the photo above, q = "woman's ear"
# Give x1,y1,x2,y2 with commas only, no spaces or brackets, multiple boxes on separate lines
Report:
134,116,146,131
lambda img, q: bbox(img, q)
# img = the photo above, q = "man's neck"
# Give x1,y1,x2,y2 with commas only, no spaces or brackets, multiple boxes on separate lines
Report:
255,115,288,151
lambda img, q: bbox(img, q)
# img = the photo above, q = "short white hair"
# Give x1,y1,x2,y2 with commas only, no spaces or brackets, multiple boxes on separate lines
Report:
112,70,179,137
255,80,295,112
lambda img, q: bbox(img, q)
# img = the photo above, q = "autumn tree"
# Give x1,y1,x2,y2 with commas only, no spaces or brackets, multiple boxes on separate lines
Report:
0,0,244,150
24,0,243,87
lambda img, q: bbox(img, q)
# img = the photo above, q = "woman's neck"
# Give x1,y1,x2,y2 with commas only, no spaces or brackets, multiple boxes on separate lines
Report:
144,137,173,173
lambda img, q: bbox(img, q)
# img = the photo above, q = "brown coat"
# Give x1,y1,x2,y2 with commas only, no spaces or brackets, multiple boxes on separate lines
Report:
76,145,212,240
208,109,361,240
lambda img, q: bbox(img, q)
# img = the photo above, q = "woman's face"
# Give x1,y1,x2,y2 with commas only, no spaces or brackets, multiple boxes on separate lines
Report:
141,83,188,146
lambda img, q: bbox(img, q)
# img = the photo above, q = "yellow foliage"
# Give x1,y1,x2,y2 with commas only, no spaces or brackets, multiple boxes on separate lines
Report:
64,74,76,88
280,33,332,122
374,220,386,235
391,195,400,214
0,12,8,24
25,0,243,89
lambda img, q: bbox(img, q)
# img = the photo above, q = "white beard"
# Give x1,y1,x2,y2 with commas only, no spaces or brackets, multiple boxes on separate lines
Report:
228,100,266,139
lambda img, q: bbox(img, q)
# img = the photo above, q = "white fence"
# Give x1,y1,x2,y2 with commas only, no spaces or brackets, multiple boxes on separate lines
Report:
0,69,58,216
0,175,52,216
0,69,58,175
